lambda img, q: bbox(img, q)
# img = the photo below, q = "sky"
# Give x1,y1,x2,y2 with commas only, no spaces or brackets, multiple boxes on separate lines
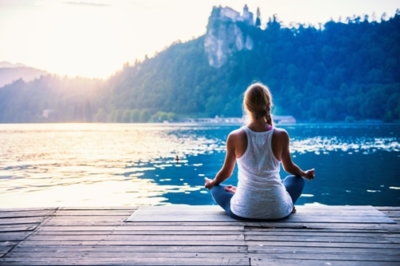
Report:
0,0,399,79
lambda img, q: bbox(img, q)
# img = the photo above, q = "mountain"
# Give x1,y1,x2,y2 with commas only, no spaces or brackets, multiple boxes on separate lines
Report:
0,6,399,123
0,62,49,88
103,6,400,122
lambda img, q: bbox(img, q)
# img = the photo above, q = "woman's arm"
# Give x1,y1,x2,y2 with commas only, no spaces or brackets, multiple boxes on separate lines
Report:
205,133,237,189
278,130,315,180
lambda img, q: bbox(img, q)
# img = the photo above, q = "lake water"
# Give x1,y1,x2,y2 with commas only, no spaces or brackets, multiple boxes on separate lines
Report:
0,123,399,208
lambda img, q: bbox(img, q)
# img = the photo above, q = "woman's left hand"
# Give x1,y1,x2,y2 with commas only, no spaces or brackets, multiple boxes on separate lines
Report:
225,185,237,193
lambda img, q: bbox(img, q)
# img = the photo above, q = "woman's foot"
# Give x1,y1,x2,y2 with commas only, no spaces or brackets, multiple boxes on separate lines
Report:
292,207,297,213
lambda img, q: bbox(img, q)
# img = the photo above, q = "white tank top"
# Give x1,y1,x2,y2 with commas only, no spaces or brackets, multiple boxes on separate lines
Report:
230,126,293,219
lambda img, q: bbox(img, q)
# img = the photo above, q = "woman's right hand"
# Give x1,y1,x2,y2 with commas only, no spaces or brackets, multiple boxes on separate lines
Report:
204,177,215,190
303,169,315,180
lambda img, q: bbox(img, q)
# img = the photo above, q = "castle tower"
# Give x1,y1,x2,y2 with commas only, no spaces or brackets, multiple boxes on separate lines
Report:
242,4,254,25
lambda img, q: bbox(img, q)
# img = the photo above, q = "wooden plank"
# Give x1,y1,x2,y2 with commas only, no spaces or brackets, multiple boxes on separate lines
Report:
245,234,392,243
246,241,400,249
18,240,246,246
250,253,400,262
251,258,400,266
0,246,13,257
36,225,244,231
33,230,244,236
59,206,138,211
0,257,250,265
376,207,400,211
0,232,30,241
10,245,248,253
257,225,400,233
3,252,249,259
25,234,244,241
0,217,45,225
244,230,399,237
248,246,400,255
0,208,56,212
0,225,37,232
0,211,54,219
54,210,132,216
126,205,395,223
244,222,400,232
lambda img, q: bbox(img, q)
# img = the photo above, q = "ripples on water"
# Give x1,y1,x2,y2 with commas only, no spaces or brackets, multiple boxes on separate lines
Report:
0,123,399,207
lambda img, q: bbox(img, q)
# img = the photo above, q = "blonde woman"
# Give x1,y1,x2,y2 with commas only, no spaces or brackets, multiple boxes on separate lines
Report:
205,82,315,220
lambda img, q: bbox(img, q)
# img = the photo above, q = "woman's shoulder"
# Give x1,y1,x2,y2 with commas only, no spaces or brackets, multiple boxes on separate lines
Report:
272,127,287,134
228,127,246,139
272,127,290,142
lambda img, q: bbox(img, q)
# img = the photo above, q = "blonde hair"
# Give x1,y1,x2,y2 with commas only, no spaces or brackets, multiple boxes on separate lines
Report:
243,82,273,125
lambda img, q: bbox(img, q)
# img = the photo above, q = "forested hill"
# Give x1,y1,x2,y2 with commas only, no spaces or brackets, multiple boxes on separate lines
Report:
1,7,399,123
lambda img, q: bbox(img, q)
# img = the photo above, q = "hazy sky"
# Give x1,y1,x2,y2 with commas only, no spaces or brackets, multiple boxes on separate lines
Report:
1,0,399,78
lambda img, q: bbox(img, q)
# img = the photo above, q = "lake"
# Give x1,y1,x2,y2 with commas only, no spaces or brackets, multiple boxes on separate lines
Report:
0,123,399,208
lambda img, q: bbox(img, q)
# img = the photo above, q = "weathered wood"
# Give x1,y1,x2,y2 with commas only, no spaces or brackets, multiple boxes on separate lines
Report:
248,246,400,255
0,232,31,241
251,258,400,266
0,217,45,225
245,234,392,243
26,234,244,241
54,210,132,216
0,257,250,266
0,246,13,257
0,205,398,266
36,225,244,231
11,245,248,253
4,251,249,259
0,225,37,232
250,253,400,262
18,240,247,246
246,241,400,249
34,230,244,236
59,206,138,210
0,210,55,218
0,208,56,212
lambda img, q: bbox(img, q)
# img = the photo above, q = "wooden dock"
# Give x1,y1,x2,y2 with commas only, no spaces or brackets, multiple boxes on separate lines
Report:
0,205,399,265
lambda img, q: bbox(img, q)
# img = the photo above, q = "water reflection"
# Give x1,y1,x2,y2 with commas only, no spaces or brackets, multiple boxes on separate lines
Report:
0,123,399,207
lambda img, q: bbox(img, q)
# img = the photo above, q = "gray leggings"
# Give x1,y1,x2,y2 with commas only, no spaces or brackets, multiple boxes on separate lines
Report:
210,175,305,220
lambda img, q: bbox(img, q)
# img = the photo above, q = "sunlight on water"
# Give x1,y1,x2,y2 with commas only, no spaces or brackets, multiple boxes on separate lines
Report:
0,123,399,207
291,136,400,154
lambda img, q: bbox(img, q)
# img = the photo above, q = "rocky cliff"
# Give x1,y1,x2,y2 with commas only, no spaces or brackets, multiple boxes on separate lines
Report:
204,6,254,68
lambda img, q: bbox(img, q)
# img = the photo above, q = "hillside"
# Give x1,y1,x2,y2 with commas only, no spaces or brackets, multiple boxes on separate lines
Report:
0,6,399,123
0,62,49,88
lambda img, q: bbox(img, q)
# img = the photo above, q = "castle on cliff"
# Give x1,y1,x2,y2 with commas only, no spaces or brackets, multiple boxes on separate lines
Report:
204,5,257,68
219,4,254,25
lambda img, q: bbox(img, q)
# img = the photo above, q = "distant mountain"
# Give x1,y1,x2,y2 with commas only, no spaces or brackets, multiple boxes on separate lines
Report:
0,62,49,88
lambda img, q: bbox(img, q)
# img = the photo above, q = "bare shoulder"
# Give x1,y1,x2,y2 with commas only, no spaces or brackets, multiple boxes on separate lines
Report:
227,128,247,157
228,128,246,140
273,127,289,137
272,127,290,143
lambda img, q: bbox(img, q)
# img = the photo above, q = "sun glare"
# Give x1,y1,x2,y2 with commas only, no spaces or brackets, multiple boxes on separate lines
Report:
27,3,133,78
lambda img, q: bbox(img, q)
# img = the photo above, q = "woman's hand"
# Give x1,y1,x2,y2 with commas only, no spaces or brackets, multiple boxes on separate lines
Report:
225,185,237,193
204,177,215,190
303,169,315,180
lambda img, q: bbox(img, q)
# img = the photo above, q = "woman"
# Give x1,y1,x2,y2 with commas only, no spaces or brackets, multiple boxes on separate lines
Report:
205,82,315,220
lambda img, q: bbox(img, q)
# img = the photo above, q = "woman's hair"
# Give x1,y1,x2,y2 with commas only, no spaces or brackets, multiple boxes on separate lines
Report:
243,82,273,125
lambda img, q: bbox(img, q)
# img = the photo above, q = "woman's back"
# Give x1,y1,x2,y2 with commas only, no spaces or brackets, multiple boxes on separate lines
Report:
230,126,293,219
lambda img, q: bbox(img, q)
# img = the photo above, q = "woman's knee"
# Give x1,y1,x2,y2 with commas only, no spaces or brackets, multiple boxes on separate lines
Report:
284,175,305,188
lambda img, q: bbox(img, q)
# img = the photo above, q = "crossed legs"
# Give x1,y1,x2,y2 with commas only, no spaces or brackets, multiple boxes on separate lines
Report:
210,175,305,218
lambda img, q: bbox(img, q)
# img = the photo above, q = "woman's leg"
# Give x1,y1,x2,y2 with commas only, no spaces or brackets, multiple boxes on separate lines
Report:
210,185,241,219
282,175,305,204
